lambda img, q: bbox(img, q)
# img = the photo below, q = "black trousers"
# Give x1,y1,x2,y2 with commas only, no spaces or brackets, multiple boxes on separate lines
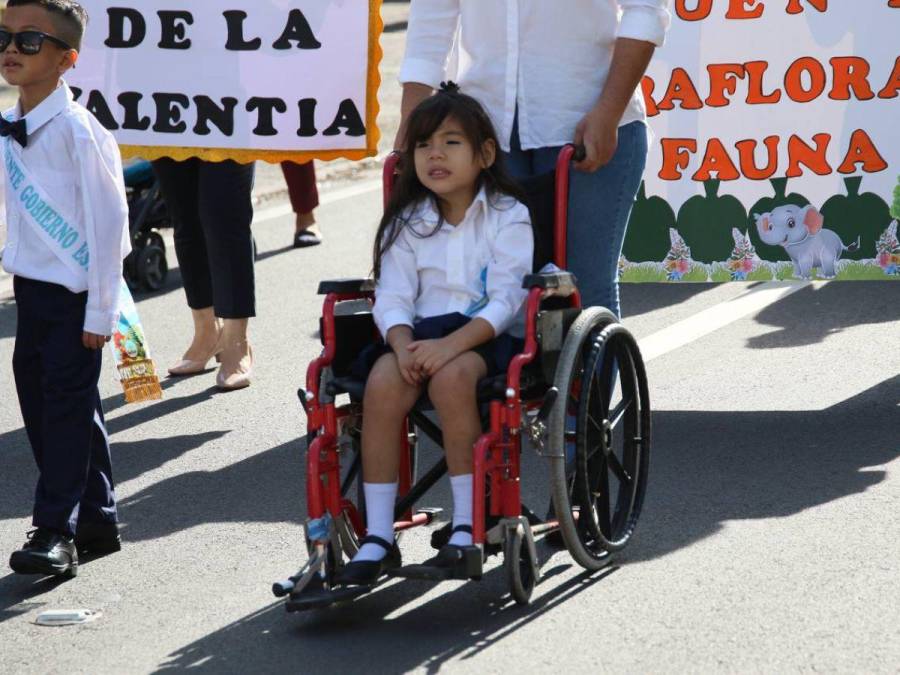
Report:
152,158,256,318
12,277,117,538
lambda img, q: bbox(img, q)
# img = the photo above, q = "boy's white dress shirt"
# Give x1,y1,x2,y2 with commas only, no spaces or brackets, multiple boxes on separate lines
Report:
1,81,130,336
400,0,671,151
374,188,533,339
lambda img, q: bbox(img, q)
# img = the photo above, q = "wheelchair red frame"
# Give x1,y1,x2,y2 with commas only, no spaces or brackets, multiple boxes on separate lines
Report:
279,145,651,609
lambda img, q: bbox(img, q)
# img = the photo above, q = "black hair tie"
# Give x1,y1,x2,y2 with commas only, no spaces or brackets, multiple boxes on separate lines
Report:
439,81,461,94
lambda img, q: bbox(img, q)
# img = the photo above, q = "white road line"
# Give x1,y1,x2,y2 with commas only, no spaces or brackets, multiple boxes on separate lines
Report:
637,280,813,362
251,180,381,226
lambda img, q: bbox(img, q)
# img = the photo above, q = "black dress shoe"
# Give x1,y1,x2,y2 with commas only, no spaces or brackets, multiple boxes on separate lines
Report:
9,528,78,578
335,535,401,587
390,526,483,581
75,521,121,557
423,525,473,568
432,521,501,555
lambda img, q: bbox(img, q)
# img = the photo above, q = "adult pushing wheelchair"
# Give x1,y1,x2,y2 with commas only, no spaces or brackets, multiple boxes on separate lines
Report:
275,145,651,611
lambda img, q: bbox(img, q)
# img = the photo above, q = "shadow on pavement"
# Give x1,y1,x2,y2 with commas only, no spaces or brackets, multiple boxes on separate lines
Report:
620,282,723,320
155,563,617,673
0,572,72,624
101,374,898,549
135,375,896,672
624,374,899,564
0,427,230,523
748,281,899,348
0,298,15,341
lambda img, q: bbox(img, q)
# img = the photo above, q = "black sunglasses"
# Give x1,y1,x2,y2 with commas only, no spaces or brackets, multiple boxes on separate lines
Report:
0,29,73,56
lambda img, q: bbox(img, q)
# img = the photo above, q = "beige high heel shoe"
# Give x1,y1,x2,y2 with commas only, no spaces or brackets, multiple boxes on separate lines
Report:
168,331,224,376
216,344,253,391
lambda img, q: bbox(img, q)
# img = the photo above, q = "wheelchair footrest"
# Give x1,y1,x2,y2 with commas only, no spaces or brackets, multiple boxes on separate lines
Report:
388,545,483,582
285,584,371,612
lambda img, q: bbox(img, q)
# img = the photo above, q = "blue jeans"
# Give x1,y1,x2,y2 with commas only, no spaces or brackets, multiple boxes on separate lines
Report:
502,119,648,317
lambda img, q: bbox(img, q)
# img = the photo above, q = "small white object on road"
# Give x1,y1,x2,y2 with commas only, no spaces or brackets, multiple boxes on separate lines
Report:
34,609,102,627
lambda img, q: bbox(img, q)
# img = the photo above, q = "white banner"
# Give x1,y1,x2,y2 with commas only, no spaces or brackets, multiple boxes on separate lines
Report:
620,1,900,281
643,1,898,211
67,0,382,163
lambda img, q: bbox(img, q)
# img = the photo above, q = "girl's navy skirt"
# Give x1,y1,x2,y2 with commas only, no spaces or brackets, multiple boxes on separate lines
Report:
351,312,525,382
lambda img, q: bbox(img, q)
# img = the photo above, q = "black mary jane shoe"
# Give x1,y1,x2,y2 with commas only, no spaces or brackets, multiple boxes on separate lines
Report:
432,522,502,556
422,525,473,567
335,535,401,587
9,528,78,578
390,526,482,581
75,521,122,557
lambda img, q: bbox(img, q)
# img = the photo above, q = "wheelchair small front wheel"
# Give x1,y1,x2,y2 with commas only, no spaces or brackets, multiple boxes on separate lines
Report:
547,307,651,571
505,527,536,605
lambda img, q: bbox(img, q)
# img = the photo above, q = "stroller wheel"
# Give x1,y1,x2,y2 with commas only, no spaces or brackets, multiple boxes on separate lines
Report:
137,244,168,291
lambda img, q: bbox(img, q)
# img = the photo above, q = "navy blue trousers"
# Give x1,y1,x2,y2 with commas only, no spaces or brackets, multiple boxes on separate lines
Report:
12,277,117,538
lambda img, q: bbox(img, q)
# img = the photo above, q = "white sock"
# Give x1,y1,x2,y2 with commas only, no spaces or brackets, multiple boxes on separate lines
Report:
353,481,398,563
448,474,474,547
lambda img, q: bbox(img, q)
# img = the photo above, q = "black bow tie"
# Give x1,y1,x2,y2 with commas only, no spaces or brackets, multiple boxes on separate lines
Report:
0,117,27,148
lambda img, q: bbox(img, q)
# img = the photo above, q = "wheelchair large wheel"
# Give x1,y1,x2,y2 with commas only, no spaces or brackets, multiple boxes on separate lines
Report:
547,307,651,571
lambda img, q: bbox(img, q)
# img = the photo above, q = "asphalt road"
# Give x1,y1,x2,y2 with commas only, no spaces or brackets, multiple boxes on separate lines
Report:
1,182,899,674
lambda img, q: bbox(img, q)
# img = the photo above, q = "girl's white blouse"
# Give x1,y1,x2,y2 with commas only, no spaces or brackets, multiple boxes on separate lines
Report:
374,188,533,339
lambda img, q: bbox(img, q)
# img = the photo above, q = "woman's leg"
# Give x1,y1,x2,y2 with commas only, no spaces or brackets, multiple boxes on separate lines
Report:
565,121,648,316
281,161,319,231
353,353,423,562
152,159,221,366
197,160,256,319
196,160,256,388
428,352,488,547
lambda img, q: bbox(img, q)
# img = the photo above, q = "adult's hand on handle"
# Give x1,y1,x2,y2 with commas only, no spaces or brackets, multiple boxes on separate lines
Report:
573,105,619,173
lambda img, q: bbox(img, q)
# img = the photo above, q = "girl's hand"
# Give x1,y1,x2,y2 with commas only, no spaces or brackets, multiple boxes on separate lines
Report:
82,332,110,350
396,349,425,386
407,338,460,376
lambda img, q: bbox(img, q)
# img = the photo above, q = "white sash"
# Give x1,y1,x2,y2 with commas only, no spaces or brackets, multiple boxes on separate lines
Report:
3,137,91,276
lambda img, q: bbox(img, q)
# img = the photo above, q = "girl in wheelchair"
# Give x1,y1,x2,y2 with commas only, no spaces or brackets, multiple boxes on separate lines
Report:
337,84,534,586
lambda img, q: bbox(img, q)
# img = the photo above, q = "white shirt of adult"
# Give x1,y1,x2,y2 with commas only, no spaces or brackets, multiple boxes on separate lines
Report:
374,188,533,339
1,81,130,336
400,0,671,152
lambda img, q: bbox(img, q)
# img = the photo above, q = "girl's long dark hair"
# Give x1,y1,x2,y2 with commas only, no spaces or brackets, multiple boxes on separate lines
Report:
373,84,527,279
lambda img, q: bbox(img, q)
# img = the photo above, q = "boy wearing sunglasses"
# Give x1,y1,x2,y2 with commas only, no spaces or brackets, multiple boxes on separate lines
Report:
1,0,130,578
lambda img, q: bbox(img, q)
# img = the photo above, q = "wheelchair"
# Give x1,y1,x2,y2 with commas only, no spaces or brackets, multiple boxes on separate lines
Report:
275,146,651,611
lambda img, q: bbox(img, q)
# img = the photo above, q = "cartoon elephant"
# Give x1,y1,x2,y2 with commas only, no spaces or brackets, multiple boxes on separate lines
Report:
753,204,859,279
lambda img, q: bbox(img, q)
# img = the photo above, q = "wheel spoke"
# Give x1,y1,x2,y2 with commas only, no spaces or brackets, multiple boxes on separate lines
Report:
589,368,610,418
607,396,632,431
587,413,604,435
585,443,604,461
597,457,612,538
607,451,632,486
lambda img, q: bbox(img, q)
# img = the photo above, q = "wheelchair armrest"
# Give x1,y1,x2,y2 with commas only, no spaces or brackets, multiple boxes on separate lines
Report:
317,278,375,295
522,271,578,297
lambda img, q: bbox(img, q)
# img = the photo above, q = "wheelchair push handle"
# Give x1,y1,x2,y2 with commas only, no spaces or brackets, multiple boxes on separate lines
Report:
570,144,587,163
